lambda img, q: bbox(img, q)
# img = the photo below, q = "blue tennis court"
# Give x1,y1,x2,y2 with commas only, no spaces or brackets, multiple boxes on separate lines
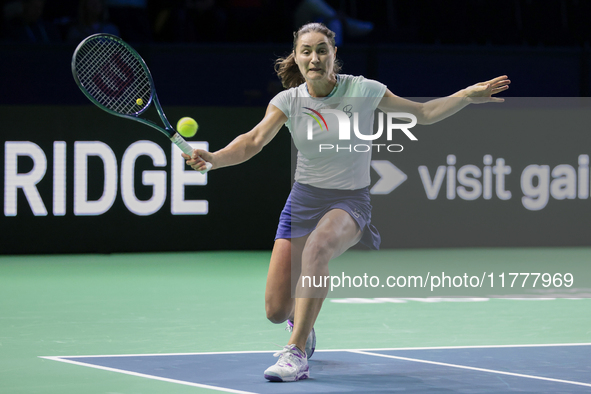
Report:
44,344,591,393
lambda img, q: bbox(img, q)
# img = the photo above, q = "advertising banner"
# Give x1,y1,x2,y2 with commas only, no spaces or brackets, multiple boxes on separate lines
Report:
1,105,291,254
3,99,591,257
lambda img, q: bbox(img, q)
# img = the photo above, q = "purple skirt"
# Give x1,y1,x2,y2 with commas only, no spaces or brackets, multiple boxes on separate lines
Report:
275,182,381,250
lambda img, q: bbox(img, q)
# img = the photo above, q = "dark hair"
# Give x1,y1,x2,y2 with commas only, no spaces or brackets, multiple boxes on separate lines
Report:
274,23,342,89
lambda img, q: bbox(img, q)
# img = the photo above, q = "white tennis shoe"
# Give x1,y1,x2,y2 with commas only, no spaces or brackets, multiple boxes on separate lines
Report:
286,319,316,359
264,344,309,382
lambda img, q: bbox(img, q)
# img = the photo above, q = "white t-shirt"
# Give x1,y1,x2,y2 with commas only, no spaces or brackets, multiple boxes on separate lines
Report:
270,74,387,190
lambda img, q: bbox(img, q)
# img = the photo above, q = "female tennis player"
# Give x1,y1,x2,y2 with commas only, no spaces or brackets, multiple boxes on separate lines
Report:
184,22,510,382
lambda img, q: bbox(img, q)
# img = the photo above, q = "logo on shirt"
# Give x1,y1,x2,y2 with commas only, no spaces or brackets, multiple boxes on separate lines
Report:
342,104,353,118
303,107,329,132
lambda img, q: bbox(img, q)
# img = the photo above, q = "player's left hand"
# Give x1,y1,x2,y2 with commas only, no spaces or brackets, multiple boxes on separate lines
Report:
464,75,511,103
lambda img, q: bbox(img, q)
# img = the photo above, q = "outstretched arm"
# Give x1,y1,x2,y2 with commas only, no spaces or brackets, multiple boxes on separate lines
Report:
378,75,510,125
184,104,288,172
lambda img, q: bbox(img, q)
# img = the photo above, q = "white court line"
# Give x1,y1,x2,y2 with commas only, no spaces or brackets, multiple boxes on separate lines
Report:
41,342,591,359
41,349,279,358
39,356,257,394
333,342,591,353
349,350,591,388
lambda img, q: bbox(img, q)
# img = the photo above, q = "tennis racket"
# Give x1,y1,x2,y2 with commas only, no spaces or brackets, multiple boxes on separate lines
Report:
71,33,212,173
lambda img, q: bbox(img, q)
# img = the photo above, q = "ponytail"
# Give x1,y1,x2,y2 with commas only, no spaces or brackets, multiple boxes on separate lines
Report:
274,53,305,89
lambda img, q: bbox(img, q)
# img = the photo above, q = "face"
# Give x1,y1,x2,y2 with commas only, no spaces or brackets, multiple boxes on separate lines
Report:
294,32,337,82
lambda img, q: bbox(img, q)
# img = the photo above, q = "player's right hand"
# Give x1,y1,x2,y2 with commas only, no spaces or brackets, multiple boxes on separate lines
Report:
182,149,215,172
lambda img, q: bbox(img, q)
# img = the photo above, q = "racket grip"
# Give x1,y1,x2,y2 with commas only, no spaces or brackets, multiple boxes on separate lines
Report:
171,132,212,174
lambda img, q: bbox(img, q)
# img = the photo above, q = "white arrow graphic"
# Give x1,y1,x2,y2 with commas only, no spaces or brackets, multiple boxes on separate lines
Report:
370,160,407,195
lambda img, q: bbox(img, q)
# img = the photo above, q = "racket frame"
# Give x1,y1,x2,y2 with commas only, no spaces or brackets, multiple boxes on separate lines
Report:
71,33,210,171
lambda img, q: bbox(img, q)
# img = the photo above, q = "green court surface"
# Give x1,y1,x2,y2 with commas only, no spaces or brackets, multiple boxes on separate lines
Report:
1,248,590,393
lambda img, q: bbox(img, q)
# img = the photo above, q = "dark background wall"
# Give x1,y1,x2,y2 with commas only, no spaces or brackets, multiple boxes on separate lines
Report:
2,0,590,254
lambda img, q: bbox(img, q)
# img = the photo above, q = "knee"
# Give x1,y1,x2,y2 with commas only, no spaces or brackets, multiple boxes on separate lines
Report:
265,301,291,324
265,307,288,324
303,232,338,265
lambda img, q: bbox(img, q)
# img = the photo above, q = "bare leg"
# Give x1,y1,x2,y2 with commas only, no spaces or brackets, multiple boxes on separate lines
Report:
288,209,361,352
265,236,308,324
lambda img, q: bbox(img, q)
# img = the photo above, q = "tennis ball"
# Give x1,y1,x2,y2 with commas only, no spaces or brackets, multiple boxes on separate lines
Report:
176,117,198,138
136,98,143,105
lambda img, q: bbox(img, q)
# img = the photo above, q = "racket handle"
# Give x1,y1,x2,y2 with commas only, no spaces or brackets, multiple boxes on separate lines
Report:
171,132,213,174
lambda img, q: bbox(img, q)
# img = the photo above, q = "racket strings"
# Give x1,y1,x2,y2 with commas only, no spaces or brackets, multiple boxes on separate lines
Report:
74,36,151,115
